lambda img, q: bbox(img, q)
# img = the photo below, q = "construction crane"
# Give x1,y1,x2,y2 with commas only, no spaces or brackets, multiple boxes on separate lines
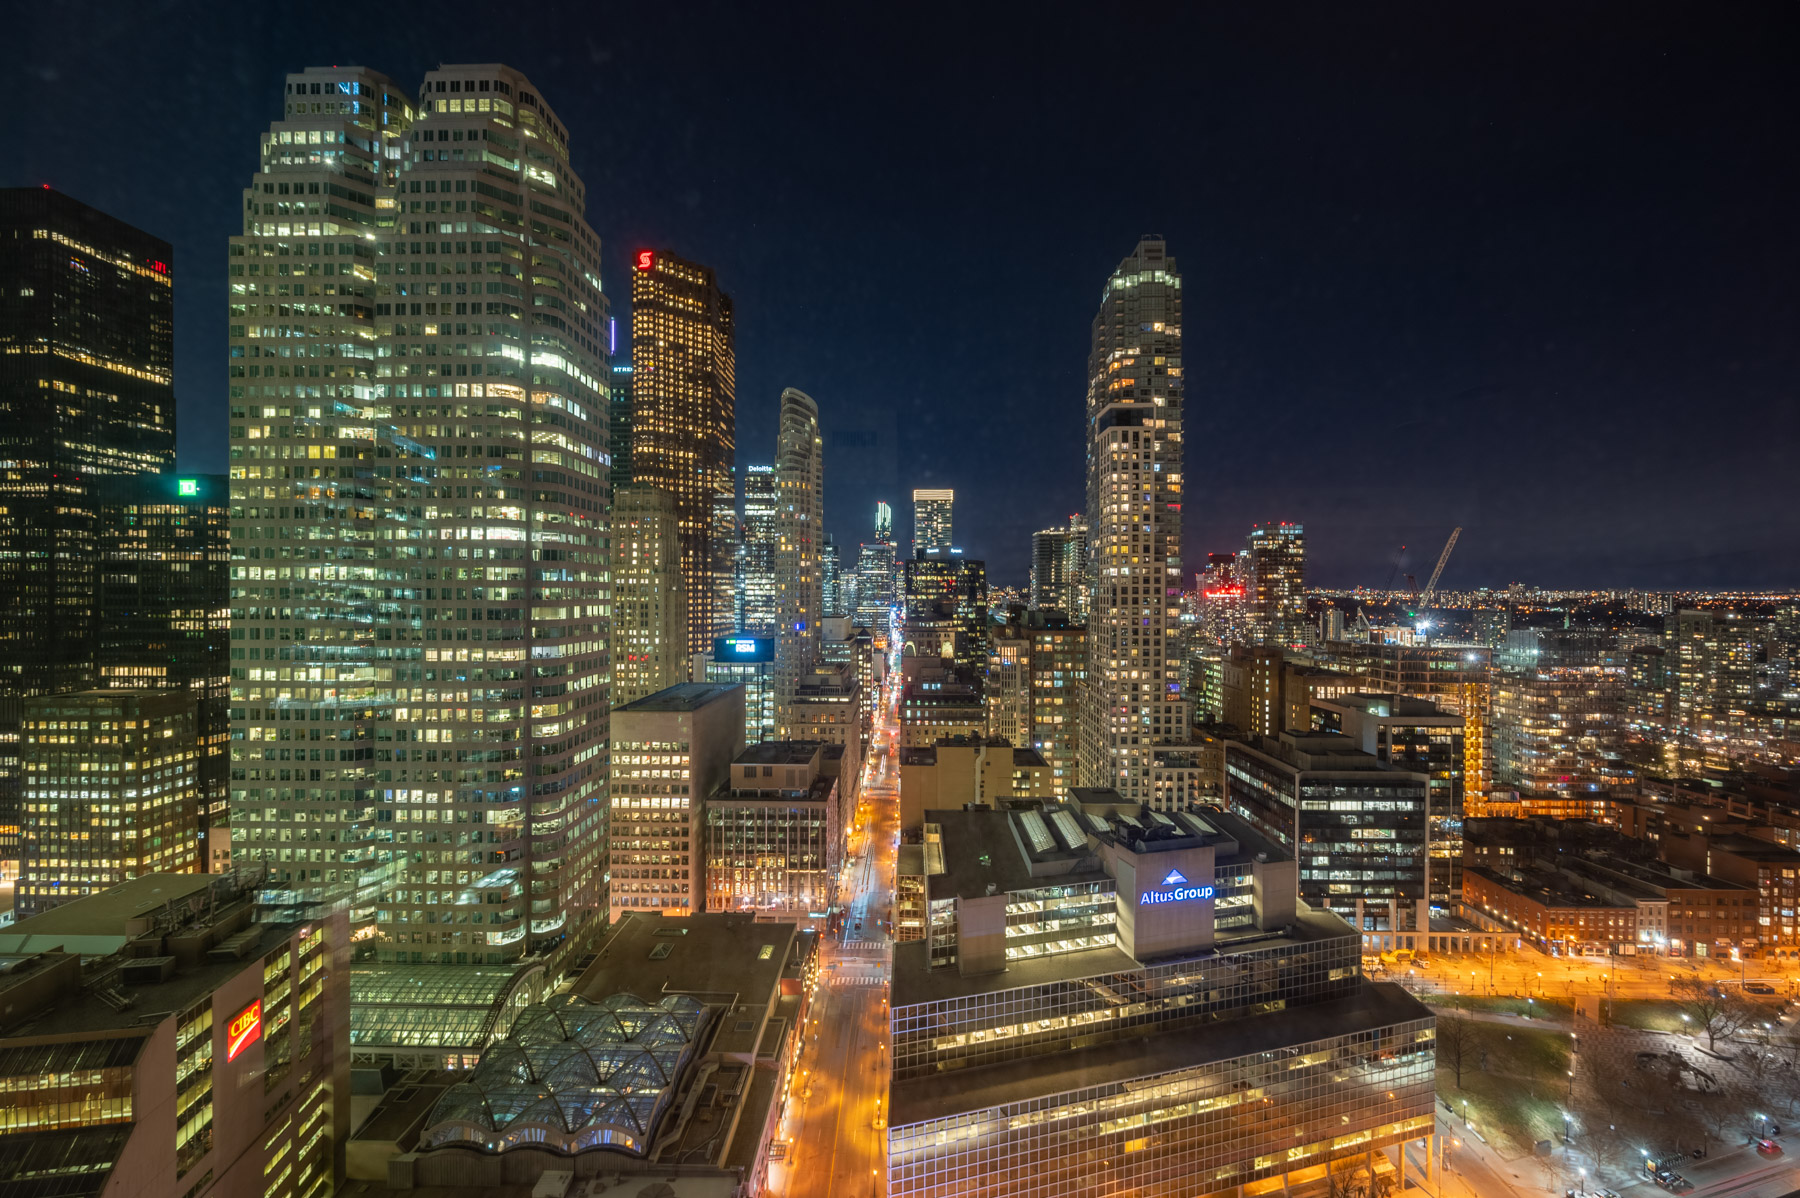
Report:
1382,545,1407,592
1419,527,1462,608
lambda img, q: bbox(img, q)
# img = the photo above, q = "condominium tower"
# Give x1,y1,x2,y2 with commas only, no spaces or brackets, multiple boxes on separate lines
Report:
1076,237,1189,801
911,487,952,556
1248,519,1307,648
631,249,737,665
774,388,823,729
228,65,611,965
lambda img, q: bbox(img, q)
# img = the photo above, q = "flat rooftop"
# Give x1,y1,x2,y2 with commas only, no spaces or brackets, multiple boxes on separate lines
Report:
0,872,215,947
615,682,742,713
734,741,822,765
924,806,1107,901
891,903,1356,1008
575,912,800,1016
1466,865,1633,910
890,981,1430,1126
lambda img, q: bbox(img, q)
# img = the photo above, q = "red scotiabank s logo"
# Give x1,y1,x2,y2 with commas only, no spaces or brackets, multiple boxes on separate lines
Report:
227,999,263,1061
635,250,654,271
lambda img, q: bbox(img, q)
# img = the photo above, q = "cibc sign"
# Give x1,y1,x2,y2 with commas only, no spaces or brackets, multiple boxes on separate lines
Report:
1139,868,1214,907
226,999,263,1062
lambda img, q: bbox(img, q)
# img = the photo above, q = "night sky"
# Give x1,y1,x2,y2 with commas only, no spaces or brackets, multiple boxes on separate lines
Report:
9,4,1796,589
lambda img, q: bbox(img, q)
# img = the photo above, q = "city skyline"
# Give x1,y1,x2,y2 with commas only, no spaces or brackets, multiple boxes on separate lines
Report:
8,6,1796,587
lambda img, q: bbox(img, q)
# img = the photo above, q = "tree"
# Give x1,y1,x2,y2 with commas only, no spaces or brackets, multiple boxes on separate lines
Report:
1669,977,1753,1051
1437,1012,1484,1088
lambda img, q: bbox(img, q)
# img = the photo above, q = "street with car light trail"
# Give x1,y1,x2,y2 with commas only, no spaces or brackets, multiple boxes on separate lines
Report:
769,675,901,1198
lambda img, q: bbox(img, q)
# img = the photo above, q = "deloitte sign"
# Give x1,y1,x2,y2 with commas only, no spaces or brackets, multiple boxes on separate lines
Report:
1139,868,1214,907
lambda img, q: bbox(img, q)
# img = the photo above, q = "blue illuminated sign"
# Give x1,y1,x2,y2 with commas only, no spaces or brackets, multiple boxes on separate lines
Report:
1141,869,1213,906
713,635,774,663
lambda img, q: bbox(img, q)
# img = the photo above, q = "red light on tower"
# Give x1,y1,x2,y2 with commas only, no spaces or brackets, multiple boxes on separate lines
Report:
635,250,655,271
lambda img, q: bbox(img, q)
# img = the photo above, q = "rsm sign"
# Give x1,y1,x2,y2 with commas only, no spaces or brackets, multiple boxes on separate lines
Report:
1139,868,1213,906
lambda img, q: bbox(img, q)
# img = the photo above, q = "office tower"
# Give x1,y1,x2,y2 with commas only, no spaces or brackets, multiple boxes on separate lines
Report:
739,464,778,633
16,690,198,916
608,683,745,919
1075,238,1188,800
773,388,823,730
886,798,1434,1198
608,357,633,489
820,533,844,617
903,550,989,678
705,743,842,920
702,633,777,746
631,248,737,656
229,65,611,966
0,187,176,860
1224,730,1431,936
1317,694,1466,911
1247,520,1307,648
856,518,898,642
910,487,952,557
0,875,351,1198
612,486,689,706
875,499,893,542
94,472,231,830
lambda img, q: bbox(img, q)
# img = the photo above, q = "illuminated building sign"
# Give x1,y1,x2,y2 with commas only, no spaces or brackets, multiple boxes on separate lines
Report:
177,478,199,497
1141,869,1214,906
713,635,774,663
226,999,262,1061
635,250,655,271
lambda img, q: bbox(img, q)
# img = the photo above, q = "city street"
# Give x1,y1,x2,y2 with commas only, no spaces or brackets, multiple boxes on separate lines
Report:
770,676,900,1198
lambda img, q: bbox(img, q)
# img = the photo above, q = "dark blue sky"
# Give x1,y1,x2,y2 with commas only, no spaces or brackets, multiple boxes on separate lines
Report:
9,4,1796,588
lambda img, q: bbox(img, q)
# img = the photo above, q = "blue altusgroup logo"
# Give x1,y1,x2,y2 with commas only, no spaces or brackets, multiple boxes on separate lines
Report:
1161,869,1188,886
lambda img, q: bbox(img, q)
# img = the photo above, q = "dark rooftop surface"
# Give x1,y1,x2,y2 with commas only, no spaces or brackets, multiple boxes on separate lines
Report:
615,682,742,713
890,981,1430,1126
576,912,800,1020
0,872,214,941
733,741,823,765
923,807,1107,902
1465,864,1634,910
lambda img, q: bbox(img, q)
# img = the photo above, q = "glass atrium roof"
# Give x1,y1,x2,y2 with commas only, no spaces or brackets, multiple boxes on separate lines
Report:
421,992,710,1156
349,964,527,1050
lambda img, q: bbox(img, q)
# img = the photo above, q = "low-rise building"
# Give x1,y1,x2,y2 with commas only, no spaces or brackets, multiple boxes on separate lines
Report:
887,795,1435,1198
0,872,350,1198
1462,864,1640,955
899,736,1051,832
705,742,842,922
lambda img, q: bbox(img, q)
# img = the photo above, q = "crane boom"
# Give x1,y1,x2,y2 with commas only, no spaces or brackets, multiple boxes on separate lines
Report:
1420,527,1462,606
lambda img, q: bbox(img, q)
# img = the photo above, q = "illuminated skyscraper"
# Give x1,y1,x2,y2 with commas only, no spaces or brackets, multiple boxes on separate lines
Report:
0,187,176,858
229,65,610,965
1247,520,1307,648
856,539,897,642
821,533,844,617
875,499,893,542
774,388,823,729
630,248,737,659
911,487,952,557
739,464,778,634
1076,237,1188,801
612,485,688,706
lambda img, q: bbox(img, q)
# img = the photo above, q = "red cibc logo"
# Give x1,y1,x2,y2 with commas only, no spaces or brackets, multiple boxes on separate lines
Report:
227,1000,263,1061
635,250,655,271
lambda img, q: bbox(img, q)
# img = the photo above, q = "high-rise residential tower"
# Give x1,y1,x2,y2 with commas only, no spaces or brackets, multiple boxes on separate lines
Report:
0,187,176,857
229,65,611,966
1076,238,1189,801
739,464,778,634
630,249,736,663
911,487,952,557
774,388,823,729
1247,520,1307,648
1029,523,1070,610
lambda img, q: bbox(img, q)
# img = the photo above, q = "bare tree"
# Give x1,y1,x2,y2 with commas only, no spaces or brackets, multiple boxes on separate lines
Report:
1437,1012,1483,1089
1669,977,1754,1051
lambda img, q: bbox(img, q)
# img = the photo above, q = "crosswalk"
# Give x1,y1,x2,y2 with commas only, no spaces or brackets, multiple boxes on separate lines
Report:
841,940,888,952
828,974,888,987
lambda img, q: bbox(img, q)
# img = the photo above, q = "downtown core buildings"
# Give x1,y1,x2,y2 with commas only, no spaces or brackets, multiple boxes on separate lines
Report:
228,65,610,966
1077,237,1193,803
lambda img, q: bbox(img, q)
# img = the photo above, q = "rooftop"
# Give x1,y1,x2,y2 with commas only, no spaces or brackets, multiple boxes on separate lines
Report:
1465,864,1634,910
0,871,218,955
733,741,822,766
350,962,537,1052
574,912,801,1033
890,981,1430,1125
891,903,1356,1008
615,682,742,714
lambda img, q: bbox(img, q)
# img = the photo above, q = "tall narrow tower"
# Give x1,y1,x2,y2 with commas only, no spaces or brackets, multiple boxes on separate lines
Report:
774,388,823,728
911,488,953,557
630,250,736,664
739,464,778,633
1077,238,1187,800
229,65,611,964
